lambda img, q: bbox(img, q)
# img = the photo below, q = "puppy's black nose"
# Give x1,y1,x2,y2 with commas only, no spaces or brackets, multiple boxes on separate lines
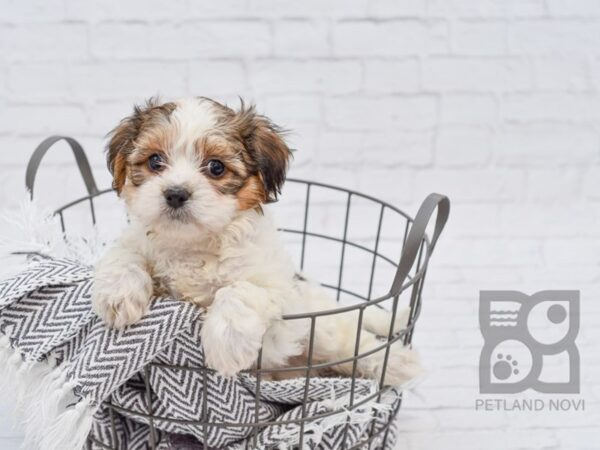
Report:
164,188,190,209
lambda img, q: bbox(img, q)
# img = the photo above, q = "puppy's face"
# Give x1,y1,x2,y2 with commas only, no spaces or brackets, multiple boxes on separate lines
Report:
107,97,291,234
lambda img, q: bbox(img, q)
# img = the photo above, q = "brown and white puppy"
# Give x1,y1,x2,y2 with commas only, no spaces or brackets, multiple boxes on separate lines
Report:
93,97,420,384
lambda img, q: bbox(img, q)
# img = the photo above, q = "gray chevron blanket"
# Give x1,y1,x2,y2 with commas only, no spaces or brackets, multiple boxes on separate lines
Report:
0,257,401,450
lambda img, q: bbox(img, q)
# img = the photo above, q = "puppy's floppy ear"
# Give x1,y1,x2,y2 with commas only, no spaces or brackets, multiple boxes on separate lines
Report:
106,112,138,194
235,102,292,203
106,97,173,194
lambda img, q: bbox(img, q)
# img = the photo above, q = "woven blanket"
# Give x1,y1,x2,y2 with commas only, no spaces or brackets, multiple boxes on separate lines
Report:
0,257,400,450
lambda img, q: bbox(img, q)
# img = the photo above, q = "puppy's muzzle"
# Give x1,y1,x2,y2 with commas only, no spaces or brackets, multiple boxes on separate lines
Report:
164,187,190,209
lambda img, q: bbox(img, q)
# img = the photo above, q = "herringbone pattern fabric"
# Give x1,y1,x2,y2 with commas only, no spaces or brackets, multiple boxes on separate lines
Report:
0,258,400,450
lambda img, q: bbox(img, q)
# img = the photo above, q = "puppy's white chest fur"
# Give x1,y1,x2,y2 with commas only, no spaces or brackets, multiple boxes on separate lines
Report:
133,209,291,309
150,247,227,305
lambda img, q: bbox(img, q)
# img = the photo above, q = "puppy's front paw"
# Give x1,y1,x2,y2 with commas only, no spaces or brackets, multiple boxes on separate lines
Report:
92,265,153,329
201,285,267,377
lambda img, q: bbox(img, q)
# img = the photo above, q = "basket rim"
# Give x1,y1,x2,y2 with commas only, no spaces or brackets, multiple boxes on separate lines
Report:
46,178,433,321
24,136,447,450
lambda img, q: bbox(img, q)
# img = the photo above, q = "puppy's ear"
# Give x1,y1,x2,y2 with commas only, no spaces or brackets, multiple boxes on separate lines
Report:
106,98,173,194
236,103,292,203
106,111,138,194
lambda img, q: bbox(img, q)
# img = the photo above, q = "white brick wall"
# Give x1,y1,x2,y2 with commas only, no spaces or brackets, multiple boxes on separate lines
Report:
1,1,599,449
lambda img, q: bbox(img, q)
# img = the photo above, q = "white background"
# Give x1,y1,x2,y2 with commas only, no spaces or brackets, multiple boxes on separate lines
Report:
1,0,600,449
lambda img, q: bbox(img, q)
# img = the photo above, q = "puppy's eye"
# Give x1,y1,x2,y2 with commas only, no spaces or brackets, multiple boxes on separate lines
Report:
207,159,225,177
148,154,164,172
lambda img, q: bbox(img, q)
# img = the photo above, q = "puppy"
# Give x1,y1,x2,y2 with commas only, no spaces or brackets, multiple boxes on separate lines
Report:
92,97,421,385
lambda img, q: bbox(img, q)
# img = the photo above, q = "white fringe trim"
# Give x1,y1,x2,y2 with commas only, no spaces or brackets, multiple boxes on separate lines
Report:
0,195,114,279
237,380,399,450
0,335,95,450
299,382,393,450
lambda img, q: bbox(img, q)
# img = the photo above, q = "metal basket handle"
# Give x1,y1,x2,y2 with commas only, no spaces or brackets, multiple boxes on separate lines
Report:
26,136,99,200
390,193,450,295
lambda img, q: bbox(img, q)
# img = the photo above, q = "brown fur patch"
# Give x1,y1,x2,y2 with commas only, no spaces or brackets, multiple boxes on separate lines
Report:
213,100,292,208
247,117,291,202
195,137,247,196
236,175,267,211
111,151,128,192
129,162,151,187
106,98,175,193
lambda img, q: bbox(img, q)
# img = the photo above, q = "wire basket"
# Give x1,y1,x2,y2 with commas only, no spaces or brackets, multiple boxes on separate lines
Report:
25,136,449,450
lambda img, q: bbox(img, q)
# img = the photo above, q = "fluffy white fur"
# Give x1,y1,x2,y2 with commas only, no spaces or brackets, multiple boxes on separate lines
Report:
93,97,421,385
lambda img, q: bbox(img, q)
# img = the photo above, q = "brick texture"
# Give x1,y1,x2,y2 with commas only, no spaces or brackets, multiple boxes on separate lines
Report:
1,1,599,449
